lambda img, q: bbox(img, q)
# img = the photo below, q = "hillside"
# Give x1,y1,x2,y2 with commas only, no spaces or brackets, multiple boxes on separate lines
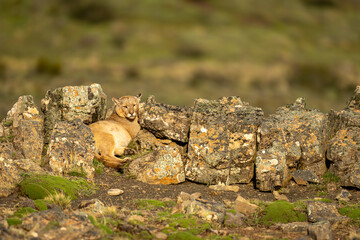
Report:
0,0,359,118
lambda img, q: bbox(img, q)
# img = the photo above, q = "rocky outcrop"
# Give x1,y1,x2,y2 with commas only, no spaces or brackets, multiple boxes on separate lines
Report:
0,95,44,163
0,157,45,197
256,98,327,191
139,95,192,143
186,96,263,185
41,83,107,143
47,119,95,179
127,145,185,185
306,201,348,227
326,88,360,189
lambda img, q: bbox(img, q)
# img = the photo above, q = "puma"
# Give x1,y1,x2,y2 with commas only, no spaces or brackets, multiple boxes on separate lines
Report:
89,94,141,168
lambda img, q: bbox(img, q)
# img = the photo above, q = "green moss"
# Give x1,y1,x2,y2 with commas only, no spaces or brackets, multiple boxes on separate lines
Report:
339,206,360,220
6,218,22,226
2,119,13,127
226,209,237,214
20,174,96,200
136,230,153,239
13,207,37,218
168,231,202,240
136,199,167,210
317,198,332,203
34,199,48,211
260,200,307,226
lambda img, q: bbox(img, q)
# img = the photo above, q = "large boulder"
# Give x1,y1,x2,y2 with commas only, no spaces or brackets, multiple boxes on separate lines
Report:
186,96,263,185
127,145,185,185
256,98,327,191
0,95,44,163
47,119,95,179
41,83,107,143
326,86,360,189
139,95,192,143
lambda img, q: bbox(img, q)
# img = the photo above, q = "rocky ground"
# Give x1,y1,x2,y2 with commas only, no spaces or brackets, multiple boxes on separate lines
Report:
0,165,359,240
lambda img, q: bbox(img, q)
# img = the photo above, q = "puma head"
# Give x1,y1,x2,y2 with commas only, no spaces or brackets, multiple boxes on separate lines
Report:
112,93,141,120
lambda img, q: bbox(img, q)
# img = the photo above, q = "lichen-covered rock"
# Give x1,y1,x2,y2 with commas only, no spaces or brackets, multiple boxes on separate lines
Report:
139,95,192,142
0,157,45,197
0,142,14,159
127,145,185,185
326,87,360,189
0,95,44,163
186,96,263,185
21,208,101,240
47,119,95,179
307,201,348,226
13,119,44,164
41,83,107,143
256,98,327,191
174,192,225,223
327,127,360,188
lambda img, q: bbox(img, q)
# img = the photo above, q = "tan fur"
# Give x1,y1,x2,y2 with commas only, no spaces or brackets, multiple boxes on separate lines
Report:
89,94,141,169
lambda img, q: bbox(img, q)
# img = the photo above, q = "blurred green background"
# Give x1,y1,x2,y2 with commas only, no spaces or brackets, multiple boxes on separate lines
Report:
1,0,359,119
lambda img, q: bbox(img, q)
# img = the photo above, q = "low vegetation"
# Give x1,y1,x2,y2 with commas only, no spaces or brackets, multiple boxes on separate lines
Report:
19,174,96,200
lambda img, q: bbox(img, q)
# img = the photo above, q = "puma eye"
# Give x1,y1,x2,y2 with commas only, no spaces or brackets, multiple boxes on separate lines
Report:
123,106,128,109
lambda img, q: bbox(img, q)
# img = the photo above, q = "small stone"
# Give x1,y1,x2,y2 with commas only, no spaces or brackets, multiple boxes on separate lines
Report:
336,189,352,202
209,183,240,192
107,189,124,196
308,221,333,240
273,191,289,201
127,215,145,223
234,195,258,216
155,232,168,240
307,201,348,226
279,222,309,233
224,211,245,227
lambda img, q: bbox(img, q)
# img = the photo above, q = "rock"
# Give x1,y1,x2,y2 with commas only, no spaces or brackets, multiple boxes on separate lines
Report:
186,96,263,185
0,95,44,163
209,183,240,192
127,145,185,185
256,98,327,191
0,142,15,159
278,222,309,233
0,157,45,197
307,201,348,226
154,232,168,240
308,221,333,240
327,127,360,189
292,170,321,184
224,211,245,227
41,83,107,143
47,119,95,179
187,198,225,223
127,214,145,223
336,189,351,202
139,95,192,142
78,199,105,214
21,208,101,240
107,189,124,196
133,129,181,151
233,195,258,216
273,190,289,202
13,119,44,164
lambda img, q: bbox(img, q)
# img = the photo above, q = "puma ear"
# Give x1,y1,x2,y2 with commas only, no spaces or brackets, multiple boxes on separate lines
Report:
112,97,120,105
136,93,142,100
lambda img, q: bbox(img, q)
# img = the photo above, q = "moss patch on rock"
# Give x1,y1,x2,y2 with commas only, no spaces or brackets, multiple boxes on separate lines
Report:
260,200,307,226
20,174,96,200
339,204,360,220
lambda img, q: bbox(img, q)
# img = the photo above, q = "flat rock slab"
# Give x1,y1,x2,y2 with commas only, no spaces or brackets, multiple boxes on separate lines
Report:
292,170,321,184
186,96,263,185
307,201,348,226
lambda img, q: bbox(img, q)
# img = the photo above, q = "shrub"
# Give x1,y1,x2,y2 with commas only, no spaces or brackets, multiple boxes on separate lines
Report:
44,192,72,209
